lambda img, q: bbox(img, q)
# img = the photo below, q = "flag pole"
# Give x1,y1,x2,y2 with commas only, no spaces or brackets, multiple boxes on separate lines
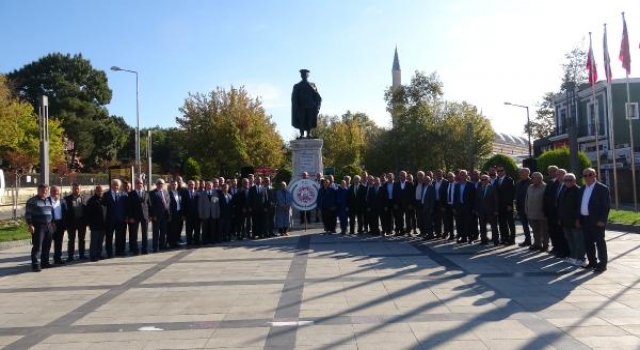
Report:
605,23,620,209
622,12,637,211
589,32,602,179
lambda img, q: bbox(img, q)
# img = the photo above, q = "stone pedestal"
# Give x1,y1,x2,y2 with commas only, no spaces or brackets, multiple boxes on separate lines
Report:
290,138,323,182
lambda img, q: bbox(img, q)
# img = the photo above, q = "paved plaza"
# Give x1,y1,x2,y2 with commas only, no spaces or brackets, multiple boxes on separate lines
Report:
1,227,640,349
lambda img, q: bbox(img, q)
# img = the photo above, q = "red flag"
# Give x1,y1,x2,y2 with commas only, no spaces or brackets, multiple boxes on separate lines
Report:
604,25,613,83
620,13,631,75
587,34,598,85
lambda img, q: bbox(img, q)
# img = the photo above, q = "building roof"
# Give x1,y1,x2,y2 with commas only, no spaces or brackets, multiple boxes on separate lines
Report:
392,46,400,71
494,132,528,146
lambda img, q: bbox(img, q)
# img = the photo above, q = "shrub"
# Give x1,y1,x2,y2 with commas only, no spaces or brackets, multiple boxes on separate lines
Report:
536,147,591,177
481,154,519,179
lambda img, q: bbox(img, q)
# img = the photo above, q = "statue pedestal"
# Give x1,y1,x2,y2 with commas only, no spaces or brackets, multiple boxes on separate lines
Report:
290,138,323,182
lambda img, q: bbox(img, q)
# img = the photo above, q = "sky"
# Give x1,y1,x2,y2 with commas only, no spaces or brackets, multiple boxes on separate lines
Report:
2,0,640,141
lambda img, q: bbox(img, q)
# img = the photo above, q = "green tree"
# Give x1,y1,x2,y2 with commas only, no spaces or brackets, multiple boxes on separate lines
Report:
183,157,202,180
6,52,130,169
529,92,558,138
0,75,65,171
481,154,519,180
536,148,591,176
146,127,186,174
176,86,284,178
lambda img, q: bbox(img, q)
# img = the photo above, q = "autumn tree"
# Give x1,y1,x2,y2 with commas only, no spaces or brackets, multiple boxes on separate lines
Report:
176,86,284,178
7,52,131,168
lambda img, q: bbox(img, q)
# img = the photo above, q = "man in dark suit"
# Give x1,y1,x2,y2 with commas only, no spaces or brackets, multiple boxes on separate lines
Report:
515,168,532,246
357,174,369,233
63,183,87,261
444,172,456,240
127,178,150,254
419,176,436,239
263,177,277,237
579,168,611,273
475,174,499,245
234,178,252,240
347,175,361,235
432,169,449,239
365,176,382,235
104,179,128,257
414,171,426,236
495,166,516,245
183,180,200,246
453,170,476,243
168,180,186,248
219,183,234,241
149,178,170,252
393,171,415,235
249,177,269,238
317,178,337,233
544,167,570,257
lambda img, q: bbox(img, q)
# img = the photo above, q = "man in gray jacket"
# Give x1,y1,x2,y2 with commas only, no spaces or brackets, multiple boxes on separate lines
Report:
525,172,548,251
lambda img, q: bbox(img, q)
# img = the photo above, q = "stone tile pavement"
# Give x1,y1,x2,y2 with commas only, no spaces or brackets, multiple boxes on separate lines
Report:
0,227,640,349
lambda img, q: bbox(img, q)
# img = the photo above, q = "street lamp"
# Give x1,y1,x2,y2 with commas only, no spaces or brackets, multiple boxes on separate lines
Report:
111,66,141,180
504,102,532,159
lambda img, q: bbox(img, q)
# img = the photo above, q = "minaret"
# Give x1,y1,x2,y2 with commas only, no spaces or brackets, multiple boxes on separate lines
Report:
392,46,401,88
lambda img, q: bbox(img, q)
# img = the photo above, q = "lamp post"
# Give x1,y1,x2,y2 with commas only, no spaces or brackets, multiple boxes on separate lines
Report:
111,66,141,179
504,102,532,158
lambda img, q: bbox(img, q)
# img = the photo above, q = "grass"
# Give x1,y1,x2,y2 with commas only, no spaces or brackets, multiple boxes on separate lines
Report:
0,225,30,242
609,209,640,226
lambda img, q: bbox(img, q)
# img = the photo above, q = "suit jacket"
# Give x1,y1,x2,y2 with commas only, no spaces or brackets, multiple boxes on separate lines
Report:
393,181,415,209
63,194,86,225
198,190,220,219
169,189,187,217
219,191,234,221
183,189,200,219
433,179,449,204
149,188,170,219
317,186,337,210
347,184,361,212
127,190,150,222
103,190,128,223
86,195,107,231
233,188,251,216
543,179,560,219
453,181,476,212
420,184,436,215
495,176,515,210
558,185,581,228
578,182,610,225
515,178,531,211
476,184,499,216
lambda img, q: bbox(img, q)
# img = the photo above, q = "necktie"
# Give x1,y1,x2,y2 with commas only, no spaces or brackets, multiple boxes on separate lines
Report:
448,184,453,204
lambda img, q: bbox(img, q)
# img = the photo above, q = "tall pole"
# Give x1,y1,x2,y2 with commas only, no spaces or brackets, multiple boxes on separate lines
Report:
605,22,619,208
135,71,141,181
147,130,153,190
589,32,602,180
525,106,532,158
38,95,50,185
622,12,637,211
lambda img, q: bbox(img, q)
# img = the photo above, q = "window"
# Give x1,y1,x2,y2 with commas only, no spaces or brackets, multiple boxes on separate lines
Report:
626,102,639,120
557,107,566,133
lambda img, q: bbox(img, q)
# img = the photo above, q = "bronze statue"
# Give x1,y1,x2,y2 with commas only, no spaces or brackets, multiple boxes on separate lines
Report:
291,69,322,138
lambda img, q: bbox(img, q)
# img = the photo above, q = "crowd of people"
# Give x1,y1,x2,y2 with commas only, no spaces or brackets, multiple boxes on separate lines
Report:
25,165,610,274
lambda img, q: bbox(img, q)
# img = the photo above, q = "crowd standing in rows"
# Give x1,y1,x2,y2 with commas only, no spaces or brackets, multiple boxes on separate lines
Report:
25,165,610,274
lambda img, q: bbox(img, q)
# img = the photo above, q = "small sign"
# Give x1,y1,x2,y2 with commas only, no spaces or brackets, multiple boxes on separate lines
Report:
289,178,319,211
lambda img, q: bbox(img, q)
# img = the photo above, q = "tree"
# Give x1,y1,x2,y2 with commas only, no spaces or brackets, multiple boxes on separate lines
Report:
368,71,493,174
6,52,130,169
528,92,558,138
536,148,591,177
146,127,185,174
176,86,284,178
481,154,519,180
183,157,202,180
531,46,588,139
0,75,65,172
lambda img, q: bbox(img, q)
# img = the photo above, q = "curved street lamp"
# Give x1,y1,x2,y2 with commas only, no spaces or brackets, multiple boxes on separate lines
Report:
504,101,532,158
111,66,141,180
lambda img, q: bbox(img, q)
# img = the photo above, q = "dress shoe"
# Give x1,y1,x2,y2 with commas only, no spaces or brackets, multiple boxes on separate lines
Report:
66,257,75,263
529,245,541,251
493,242,500,247
519,241,532,247
32,265,41,272
594,263,607,273
54,259,65,265
90,258,98,262
582,262,597,269
479,241,488,245
79,255,88,260
41,263,53,269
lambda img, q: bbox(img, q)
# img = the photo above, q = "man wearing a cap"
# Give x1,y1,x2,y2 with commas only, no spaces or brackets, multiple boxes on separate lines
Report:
291,69,322,138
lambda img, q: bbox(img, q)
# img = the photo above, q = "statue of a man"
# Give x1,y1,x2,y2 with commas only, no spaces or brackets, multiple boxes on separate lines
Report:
291,69,322,139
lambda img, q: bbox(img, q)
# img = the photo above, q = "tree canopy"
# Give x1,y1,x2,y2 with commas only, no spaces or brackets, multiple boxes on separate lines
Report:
176,86,284,178
366,71,494,174
7,52,130,169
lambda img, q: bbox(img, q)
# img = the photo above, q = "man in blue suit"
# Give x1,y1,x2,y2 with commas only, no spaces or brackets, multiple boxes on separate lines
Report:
149,178,170,252
578,168,611,273
104,179,128,258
